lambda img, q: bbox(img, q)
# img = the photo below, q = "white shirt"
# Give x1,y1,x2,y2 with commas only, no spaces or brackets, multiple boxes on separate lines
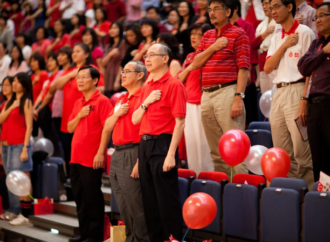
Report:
0,55,11,85
85,9,95,28
60,0,85,19
7,20,15,38
256,18,282,53
22,46,32,61
267,23,315,84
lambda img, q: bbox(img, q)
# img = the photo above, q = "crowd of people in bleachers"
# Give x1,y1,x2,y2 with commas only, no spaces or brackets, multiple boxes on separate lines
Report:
0,0,329,241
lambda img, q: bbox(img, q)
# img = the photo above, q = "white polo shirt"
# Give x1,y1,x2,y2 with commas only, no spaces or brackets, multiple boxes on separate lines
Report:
266,21,315,84
59,0,85,20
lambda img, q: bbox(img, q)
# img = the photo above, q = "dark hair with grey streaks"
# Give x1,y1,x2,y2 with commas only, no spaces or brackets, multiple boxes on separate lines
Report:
128,60,147,82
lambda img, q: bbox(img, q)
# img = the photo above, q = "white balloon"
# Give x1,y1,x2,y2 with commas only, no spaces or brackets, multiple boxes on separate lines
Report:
33,138,54,157
244,145,268,175
6,170,31,196
271,84,277,97
259,90,272,118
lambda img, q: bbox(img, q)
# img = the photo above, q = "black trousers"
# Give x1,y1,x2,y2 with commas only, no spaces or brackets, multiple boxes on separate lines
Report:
307,99,330,181
70,163,104,241
244,82,259,125
60,132,73,176
139,134,183,242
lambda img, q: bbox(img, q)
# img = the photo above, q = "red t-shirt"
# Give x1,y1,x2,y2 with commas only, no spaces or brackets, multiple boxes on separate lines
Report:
61,65,105,133
105,0,126,22
49,0,61,28
10,12,24,37
71,25,86,48
93,21,111,33
138,71,187,135
110,89,142,145
70,90,113,167
91,47,104,66
52,34,71,53
31,71,49,104
6,107,26,145
0,102,7,141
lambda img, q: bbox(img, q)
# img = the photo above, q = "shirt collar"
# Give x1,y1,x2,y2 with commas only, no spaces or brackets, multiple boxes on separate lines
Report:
82,89,100,103
150,71,171,83
124,88,142,99
281,20,300,39
218,21,233,36
234,18,244,27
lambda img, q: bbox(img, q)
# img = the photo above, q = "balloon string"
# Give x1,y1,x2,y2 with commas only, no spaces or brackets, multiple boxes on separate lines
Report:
29,194,35,200
231,167,233,183
181,228,189,242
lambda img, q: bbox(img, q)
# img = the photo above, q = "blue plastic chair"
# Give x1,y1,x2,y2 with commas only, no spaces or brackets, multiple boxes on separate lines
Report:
245,129,273,148
248,121,271,132
42,163,58,200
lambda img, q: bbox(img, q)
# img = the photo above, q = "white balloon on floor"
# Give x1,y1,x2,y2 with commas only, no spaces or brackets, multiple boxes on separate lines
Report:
6,170,31,196
259,90,272,118
33,138,54,157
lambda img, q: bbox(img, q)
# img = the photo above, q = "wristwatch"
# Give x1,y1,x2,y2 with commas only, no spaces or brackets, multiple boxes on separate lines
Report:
141,103,148,110
235,93,245,99
301,97,308,101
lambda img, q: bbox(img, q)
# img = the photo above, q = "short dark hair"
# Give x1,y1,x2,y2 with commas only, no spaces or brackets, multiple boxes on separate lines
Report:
58,46,73,63
34,26,49,39
209,0,234,19
146,6,160,14
270,0,296,17
125,24,143,46
227,0,242,17
128,60,148,82
0,41,7,50
316,2,330,11
140,18,160,41
188,23,212,35
82,28,99,51
78,65,100,86
17,32,31,46
31,53,46,71
47,53,59,66
0,10,9,23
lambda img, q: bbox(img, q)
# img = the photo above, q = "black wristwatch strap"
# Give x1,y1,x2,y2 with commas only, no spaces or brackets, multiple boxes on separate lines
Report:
141,103,148,110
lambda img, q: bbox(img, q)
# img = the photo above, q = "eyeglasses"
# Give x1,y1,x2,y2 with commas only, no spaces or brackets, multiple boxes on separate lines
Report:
143,54,166,60
76,76,91,81
312,13,330,21
121,70,140,75
207,7,227,14
269,4,283,12
190,32,203,37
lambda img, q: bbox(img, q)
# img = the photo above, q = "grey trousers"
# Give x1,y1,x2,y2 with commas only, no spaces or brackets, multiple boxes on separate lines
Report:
109,146,150,242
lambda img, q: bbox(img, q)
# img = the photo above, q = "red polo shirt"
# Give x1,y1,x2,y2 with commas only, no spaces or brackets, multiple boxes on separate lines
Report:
197,22,250,87
52,34,71,53
110,89,142,145
105,0,126,22
138,72,187,135
61,65,105,133
31,71,49,104
70,90,113,167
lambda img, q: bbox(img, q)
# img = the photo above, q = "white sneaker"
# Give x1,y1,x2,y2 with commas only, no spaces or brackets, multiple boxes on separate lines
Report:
9,214,30,226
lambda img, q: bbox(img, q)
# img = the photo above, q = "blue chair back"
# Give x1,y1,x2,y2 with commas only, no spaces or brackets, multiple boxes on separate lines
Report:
178,177,188,208
312,181,319,191
47,157,64,165
42,163,58,200
191,179,222,234
261,187,301,242
270,178,308,192
248,121,271,131
224,184,259,241
245,129,273,148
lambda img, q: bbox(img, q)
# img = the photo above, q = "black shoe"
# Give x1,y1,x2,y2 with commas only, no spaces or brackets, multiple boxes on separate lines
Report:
68,237,86,242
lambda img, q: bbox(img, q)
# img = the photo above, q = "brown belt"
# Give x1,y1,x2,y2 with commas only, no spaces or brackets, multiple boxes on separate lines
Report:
202,81,237,93
276,79,305,88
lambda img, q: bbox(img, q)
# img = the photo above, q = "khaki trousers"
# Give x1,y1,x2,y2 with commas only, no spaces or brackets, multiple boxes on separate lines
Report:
201,84,248,178
270,83,314,191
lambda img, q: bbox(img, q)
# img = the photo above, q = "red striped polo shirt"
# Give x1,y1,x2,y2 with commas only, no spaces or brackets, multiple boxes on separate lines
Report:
196,22,251,88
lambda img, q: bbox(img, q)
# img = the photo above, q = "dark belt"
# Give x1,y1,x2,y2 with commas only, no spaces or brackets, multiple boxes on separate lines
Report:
114,143,139,151
276,79,305,88
142,134,171,141
202,80,237,93
309,95,330,104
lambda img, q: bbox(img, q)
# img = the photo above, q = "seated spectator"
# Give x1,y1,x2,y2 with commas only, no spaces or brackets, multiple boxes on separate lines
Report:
93,7,111,48
85,0,103,28
16,33,32,63
46,0,61,37
168,9,180,35
7,45,29,77
46,19,71,55
0,42,11,85
31,27,51,60
69,14,86,48
0,14,13,52
105,0,126,22
146,6,167,33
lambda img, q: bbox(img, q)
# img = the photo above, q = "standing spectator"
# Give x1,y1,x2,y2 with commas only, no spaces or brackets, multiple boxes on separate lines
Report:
21,2,34,36
191,0,250,177
69,14,86,48
31,0,47,31
8,46,29,77
298,3,330,180
9,1,23,37
93,7,111,48
16,33,32,63
101,21,124,97
126,0,143,24
132,43,186,241
59,0,85,33
251,0,281,93
167,9,180,35
46,19,71,55
177,23,213,176
82,28,104,73
264,0,315,190
105,0,126,22
46,0,61,37
30,53,48,105
85,0,102,28
295,0,317,36
0,42,11,84
31,27,51,60
0,14,13,52
67,66,112,242
195,0,211,25
176,1,198,60
146,7,168,33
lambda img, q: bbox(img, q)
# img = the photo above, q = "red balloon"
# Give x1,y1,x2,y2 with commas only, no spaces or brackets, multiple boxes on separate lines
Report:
110,93,123,105
218,129,251,167
261,147,291,182
182,192,217,229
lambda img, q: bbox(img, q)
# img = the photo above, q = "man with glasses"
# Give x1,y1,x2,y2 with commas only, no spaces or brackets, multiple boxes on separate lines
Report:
102,61,150,242
132,43,186,241
191,0,250,177
67,66,113,242
298,2,330,181
264,0,315,190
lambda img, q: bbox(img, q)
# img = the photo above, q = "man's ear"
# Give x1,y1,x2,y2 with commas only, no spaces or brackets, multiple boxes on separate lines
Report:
92,78,99,86
163,55,169,64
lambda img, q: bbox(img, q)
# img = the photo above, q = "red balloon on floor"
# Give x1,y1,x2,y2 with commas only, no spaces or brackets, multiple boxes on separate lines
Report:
182,192,217,229
261,147,291,182
218,129,251,167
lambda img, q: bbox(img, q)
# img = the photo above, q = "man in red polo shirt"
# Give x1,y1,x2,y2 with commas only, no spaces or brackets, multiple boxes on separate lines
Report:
132,43,187,241
67,66,113,242
100,61,150,241
191,0,250,177
106,0,127,22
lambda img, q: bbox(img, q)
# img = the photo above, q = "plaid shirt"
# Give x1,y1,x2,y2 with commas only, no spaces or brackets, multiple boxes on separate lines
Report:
197,22,251,88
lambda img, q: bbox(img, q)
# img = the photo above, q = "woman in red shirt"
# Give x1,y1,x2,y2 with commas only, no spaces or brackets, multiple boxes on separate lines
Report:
30,53,48,104
9,1,23,37
69,14,86,48
31,27,51,60
1,73,33,225
82,28,104,73
93,7,111,49
46,19,71,55
46,0,61,36
177,23,214,176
